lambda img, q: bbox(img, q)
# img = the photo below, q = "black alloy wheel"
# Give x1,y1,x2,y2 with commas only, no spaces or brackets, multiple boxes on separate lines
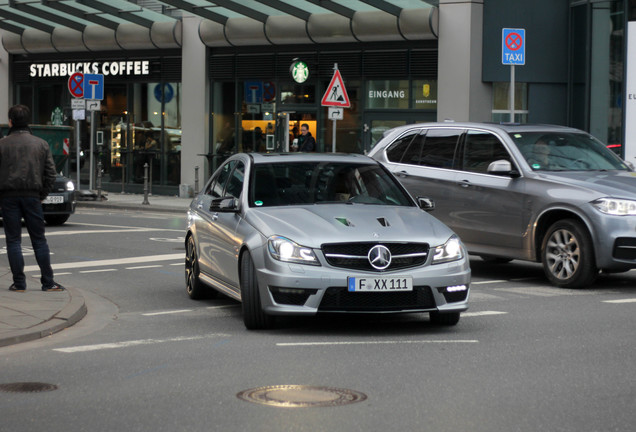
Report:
185,235,208,299
240,252,274,330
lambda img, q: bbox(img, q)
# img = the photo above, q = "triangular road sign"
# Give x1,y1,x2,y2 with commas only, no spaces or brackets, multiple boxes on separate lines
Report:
321,69,351,108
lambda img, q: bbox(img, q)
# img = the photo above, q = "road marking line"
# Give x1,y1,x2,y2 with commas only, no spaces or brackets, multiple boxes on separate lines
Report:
142,309,193,316
24,253,183,272
472,280,508,285
70,222,183,232
170,263,183,266
276,340,478,347
53,334,230,353
126,265,164,270
462,310,508,317
603,298,636,304
79,268,117,273
206,305,240,310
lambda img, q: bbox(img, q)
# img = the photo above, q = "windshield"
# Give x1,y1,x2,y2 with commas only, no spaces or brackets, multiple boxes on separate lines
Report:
249,162,413,208
508,132,630,171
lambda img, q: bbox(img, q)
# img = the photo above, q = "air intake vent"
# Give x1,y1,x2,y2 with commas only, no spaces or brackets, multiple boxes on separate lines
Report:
377,218,390,227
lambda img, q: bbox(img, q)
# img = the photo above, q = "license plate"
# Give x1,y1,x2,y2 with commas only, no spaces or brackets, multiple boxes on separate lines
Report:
42,195,64,204
348,276,413,292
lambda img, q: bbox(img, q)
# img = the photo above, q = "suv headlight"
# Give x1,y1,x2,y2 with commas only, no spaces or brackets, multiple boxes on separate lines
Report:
591,198,636,216
268,236,320,266
432,236,464,264
66,180,75,191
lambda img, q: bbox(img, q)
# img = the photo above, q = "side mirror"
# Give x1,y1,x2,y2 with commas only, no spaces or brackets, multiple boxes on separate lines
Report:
210,196,239,212
417,197,435,212
487,160,520,178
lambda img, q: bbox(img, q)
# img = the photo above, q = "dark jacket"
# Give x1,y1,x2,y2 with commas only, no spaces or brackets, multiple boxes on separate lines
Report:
298,132,316,152
0,128,57,200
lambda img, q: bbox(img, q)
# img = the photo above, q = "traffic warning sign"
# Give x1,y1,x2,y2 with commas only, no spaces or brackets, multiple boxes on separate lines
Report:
321,69,350,108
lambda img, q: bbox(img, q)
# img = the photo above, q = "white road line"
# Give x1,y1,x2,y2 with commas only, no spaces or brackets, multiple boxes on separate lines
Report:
142,309,194,316
472,280,508,285
170,263,183,266
126,265,164,270
276,340,478,347
53,334,230,353
24,253,183,272
206,305,240,310
70,222,183,232
603,298,636,304
79,268,117,274
462,310,508,317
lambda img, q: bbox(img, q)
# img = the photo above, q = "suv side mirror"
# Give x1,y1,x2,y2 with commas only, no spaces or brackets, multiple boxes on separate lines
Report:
417,197,435,212
210,197,239,212
487,160,520,178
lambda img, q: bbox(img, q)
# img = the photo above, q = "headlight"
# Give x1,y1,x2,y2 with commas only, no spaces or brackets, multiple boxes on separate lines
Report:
591,198,636,216
268,236,320,266
432,236,464,264
66,180,75,191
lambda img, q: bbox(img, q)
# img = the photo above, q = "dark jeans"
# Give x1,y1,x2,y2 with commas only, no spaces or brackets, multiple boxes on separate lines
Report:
1,196,54,289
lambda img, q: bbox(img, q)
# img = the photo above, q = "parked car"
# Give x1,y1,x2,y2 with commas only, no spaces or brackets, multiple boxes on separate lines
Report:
0,173,75,226
185,153,470,329
368,122,636,288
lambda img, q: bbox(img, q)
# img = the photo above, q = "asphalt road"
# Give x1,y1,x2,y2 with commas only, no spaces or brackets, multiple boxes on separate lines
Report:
1,208,635,432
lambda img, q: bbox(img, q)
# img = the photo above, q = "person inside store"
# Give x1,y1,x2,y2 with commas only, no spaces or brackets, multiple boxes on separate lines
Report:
297,123,316,152
289,126,299,151
0,104,65,292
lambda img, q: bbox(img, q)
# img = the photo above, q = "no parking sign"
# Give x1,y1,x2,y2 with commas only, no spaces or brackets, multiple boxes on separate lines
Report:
502,28,525,65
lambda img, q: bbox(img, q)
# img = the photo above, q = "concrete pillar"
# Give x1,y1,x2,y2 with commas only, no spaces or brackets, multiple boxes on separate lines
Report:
0,32,10,124
437,0,491,122
179,15,209,197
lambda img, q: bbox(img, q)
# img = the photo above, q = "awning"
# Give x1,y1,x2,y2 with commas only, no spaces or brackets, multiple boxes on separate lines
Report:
0,0,438,54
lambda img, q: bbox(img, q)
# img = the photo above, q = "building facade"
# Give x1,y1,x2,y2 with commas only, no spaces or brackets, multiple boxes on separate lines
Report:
0,0,633,195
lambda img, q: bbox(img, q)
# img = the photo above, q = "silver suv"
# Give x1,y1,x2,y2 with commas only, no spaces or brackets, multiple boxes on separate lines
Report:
369,122,636,288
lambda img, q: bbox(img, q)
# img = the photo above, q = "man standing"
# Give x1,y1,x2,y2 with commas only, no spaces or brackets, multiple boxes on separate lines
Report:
0,105,65,292
297,123,316,152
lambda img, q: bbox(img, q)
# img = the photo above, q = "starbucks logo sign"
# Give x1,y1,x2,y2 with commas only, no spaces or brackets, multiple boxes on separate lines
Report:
290,60,309,83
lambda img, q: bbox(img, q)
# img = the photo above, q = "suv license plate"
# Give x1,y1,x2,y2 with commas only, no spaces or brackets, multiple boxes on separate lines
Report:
42,195,64,204
348,276,413,292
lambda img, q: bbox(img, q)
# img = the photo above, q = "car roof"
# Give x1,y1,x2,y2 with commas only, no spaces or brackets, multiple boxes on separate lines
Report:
384,122,586,136
248,152,377,164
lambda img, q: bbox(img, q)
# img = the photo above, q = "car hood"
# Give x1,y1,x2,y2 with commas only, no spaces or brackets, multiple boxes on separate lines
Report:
536,170,636,198
245,204,455,248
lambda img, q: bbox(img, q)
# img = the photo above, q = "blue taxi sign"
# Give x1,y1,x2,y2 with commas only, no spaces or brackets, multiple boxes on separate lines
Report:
502,28,525,65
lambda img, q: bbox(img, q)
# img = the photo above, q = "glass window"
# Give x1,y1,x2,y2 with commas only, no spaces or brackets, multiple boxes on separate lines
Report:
419,129,462,169
281,82,316,105
207,160,236,198
367,80,410,109
412,80,438,110
462,131,511,174
386,131,419,163
492,82,528,123
225,161,245,199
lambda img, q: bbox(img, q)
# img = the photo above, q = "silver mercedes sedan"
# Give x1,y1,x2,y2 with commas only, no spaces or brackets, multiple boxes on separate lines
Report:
185,153,470,329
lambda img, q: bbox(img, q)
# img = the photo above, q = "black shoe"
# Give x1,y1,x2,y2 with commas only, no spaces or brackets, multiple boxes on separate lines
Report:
42,283,65,292
9,284,26,292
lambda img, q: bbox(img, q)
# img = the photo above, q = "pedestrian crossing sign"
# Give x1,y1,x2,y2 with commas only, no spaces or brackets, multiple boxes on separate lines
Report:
321,69,351,108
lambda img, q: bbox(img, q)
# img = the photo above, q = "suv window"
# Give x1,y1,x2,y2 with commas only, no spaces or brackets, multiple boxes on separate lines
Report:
386,131,419,163
419,128,462,168
206,160,236,198
461,130,511,174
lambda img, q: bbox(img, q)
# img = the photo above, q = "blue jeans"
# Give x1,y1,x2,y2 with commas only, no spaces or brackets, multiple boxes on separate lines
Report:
1,197,54,289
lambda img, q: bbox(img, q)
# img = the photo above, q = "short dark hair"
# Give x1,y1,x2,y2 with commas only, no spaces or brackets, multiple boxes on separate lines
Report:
8,105,31,128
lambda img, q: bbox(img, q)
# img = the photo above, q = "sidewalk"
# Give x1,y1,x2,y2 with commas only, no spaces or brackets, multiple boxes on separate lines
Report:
0,192,190,348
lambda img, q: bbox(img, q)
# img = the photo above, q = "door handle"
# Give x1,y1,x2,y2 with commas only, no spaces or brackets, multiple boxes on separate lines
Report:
458,179,471,188
211,213,219,221
398,170,409,177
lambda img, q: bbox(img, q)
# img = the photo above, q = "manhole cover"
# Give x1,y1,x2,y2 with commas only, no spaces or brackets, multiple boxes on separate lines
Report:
237,385,367,408
0,382,58,393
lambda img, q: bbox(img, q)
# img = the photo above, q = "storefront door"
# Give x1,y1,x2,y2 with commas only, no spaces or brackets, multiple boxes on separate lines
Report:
278,110,317,152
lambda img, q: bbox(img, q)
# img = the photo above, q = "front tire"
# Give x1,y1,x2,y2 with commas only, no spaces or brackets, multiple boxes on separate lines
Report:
45,214,70,225
541,219,598,288
240,252,274,330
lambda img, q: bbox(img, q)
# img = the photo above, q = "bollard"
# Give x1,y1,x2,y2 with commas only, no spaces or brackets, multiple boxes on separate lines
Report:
97,160,103,201
194,166,200,195
142,162,150,205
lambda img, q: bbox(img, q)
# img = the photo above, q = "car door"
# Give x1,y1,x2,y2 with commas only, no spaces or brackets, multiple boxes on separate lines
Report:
195,160,236,280
388,128,463,222
450,129,527,256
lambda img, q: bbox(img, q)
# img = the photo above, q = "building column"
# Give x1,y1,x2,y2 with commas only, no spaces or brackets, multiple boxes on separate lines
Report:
0,32,10,124
179,15,209,197
437,0,491,122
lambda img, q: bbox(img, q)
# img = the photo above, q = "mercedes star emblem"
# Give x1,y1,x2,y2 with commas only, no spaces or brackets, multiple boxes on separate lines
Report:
368,245,391,270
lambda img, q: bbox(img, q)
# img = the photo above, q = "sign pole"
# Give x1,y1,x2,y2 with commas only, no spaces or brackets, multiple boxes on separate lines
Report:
89,110,95,190
75,120,81,190
332,119,337,153
509,65,515,123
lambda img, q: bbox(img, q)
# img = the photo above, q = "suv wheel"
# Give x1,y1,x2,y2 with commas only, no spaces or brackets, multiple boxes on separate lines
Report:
541,219,598,288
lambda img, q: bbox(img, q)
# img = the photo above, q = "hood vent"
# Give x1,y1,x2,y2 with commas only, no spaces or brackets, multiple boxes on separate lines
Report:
377,217,390,227
335,217,354,227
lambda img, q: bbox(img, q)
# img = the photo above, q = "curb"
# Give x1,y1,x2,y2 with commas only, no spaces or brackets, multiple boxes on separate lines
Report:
76,201,188,214
0,287,87,348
